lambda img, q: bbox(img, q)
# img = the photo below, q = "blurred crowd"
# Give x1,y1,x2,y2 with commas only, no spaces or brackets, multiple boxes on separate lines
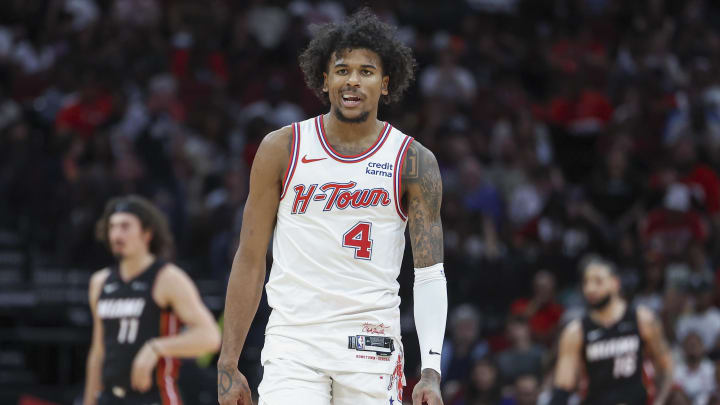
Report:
5,0,720,404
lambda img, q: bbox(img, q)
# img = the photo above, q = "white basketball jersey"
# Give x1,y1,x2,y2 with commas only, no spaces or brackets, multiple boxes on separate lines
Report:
261,114,413,374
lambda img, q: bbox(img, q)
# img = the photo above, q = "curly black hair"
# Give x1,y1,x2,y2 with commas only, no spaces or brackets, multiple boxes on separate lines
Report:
299,7,416,105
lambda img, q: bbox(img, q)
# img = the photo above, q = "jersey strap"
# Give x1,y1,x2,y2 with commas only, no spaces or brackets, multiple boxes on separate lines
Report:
280,122,300,200
393,135,414,221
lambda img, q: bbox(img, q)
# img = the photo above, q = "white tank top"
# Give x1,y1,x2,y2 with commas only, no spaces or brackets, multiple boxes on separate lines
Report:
261,114,414,374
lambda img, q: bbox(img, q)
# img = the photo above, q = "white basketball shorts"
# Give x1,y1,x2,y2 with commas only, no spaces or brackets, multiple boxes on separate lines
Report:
258,357,405,405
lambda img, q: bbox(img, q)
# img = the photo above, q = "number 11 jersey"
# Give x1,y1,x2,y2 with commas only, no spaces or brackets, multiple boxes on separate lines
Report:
262,115,414,374
97,259,181,401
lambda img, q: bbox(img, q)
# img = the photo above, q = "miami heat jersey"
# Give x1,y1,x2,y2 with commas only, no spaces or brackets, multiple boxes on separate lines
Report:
97,260,182,404
581,306,647,405
261,115,413,375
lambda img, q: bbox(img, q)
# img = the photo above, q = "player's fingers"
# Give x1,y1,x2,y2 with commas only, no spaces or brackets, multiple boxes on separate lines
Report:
236,385,251,405
429,393,444,405
236,374,251,404
130,365,139,391
137,368,151,392
411,386,423,405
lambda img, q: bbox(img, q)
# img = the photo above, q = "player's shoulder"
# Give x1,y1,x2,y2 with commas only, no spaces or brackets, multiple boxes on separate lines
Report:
252,124,295,176
260,124,294,152
560,318,584,342
405,138,435,161
402,139,439,179
154,262,197,305
156,262,191,284
89,267,112,289
88,267,112,304
634,305,658,333
635,305,655,321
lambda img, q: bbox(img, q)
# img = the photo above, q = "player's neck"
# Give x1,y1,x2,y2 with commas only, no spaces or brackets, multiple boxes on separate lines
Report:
323,111,383,144
590,298,626,327
119,252,155,282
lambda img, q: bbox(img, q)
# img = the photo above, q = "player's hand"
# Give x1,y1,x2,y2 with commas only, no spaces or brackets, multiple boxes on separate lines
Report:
412,368,443,405
217,363,251,405
130,341,160,392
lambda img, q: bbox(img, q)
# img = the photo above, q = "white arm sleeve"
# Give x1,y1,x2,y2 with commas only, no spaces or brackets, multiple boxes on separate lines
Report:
413,262,448,375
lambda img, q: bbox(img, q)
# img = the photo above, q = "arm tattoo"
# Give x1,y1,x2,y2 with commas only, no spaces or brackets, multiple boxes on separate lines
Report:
403,142,443,268
403,145,419,179
218,369,233,396
217,366,250,397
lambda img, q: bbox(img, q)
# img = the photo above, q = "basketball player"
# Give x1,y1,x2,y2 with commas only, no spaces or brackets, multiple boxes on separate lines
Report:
549,258,673,405
83,195,221,405
217,8,447,405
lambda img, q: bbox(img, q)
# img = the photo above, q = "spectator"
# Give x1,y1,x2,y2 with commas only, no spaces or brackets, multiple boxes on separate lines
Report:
674,331,716,405
641,183,708,262
666,244,715,291
586,146,643,231
510,270,564,346
449,357,502,405
677,280,720,351
496,315,544,385
442,304,490,384
501,374,540,405
460,157,504,226
55,71,115,139
420,46,477,104
633,252,666,314
533,188,606,286
672,137,720,220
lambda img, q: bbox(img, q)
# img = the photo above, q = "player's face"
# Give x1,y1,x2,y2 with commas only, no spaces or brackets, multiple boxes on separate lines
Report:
582,264,618,309
107,213,151,259
323,48,389,123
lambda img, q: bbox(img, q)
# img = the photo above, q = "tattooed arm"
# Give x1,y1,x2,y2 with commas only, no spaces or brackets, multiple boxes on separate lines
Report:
402,140,446,405
402,141,443,267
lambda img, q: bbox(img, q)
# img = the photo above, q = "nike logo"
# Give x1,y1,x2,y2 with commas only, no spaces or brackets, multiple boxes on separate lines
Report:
618,322,633,332
103,283,119,294
587,329,603,342
301,155,326,163
429,349,441,355
131,281,148,291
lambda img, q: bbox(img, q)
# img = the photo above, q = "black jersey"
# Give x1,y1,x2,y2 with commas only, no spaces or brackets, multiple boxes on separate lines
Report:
581,306,647,405
97,259,182,404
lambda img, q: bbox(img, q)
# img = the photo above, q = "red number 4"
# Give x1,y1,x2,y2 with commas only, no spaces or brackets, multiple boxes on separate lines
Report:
343,222,373,260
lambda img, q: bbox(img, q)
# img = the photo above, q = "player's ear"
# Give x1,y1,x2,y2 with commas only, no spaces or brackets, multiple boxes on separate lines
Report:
142,229,153,247
322,72,329,93
381,75,389,96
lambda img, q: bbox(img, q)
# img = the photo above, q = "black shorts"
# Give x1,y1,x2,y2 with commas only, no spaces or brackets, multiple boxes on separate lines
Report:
97,387,163,405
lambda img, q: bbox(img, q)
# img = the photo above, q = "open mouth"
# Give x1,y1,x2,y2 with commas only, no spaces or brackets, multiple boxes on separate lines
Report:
341,94,362,108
